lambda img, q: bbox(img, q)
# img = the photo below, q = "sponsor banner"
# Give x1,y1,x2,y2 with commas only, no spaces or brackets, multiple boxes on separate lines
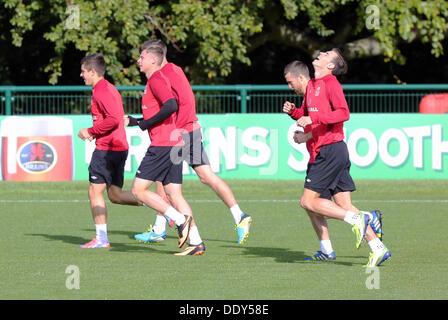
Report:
0,114,447,181
0,116,74,181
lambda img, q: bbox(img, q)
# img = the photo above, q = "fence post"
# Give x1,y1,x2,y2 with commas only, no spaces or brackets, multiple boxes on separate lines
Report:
5,88,12,115
240,87,247,113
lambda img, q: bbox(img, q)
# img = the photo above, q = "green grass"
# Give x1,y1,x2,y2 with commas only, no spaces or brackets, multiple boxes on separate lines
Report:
0,179,447,300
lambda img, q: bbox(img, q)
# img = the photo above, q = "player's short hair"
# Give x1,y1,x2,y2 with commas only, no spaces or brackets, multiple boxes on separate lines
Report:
330,48,348,75
141,39,167,65
81,53,106,77
283,60,310,79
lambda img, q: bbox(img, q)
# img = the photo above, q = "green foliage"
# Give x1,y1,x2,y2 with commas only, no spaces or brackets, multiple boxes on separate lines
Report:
3,0,448,84
5,0,43,46
281,0,356,37
167,0,263,79
281,0,448,63
368,0,448,63
6,0,151,84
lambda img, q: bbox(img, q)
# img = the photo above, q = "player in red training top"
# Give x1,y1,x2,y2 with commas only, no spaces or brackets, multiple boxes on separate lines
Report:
283,50,390,267
78,53,142,249
127,42,205,255
129,39,252,245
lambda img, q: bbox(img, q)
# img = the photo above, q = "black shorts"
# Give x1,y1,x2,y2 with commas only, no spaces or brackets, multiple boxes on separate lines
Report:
136,146,183,185
304,141,356,200
180,129,210,167
88,149,128,187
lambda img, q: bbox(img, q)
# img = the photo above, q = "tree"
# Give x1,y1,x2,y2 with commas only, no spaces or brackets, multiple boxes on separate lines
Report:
252,0,448,61
3,0,263,84
3,0,448,85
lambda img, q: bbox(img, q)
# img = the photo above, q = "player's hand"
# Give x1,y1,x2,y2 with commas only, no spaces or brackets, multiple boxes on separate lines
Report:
78,128,93,141
123,115,130,127
296,116,312,128
125,115,140,127
283,101,295,114
293,130,311,144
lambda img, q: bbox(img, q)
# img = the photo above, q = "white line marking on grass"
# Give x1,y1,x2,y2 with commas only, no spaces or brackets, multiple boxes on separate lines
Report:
1,199,448,203
0,199,89,203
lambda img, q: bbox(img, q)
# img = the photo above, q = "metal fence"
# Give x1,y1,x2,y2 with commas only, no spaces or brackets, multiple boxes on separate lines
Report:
1,84,447,115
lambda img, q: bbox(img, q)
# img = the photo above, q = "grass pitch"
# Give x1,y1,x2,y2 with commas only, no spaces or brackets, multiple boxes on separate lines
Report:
0,179,447,300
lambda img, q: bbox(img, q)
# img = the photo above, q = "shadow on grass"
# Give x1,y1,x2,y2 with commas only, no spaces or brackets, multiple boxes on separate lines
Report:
25,231,176,255
26,233,87,246
222,245,360,266
25,233,365,264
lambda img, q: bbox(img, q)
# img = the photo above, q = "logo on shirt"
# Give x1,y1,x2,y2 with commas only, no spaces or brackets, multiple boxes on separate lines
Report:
315,86,321,96
308,107,319,112
142,105,147,110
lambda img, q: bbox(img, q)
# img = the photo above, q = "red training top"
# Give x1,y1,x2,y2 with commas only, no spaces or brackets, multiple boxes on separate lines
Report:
289,74,350,163
161,62,201,133
87,78,128,151
141,70,183,147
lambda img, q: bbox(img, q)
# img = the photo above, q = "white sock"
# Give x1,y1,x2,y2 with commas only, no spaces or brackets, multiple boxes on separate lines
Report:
230,204,243,224
343,211,360,225
95,224,108,243
188,225,202,246
320,240,334,255
368,238,385,253
163,206,186,226
153,214,167,234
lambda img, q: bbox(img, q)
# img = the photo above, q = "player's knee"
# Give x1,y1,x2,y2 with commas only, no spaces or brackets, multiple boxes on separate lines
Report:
199,172,221,188
195,166,215,186
195,169,208,185
88,185,99,200
198,175,211,186
108,193,121,204
300,197,311,211
131,186,142,201
106,188,117,204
